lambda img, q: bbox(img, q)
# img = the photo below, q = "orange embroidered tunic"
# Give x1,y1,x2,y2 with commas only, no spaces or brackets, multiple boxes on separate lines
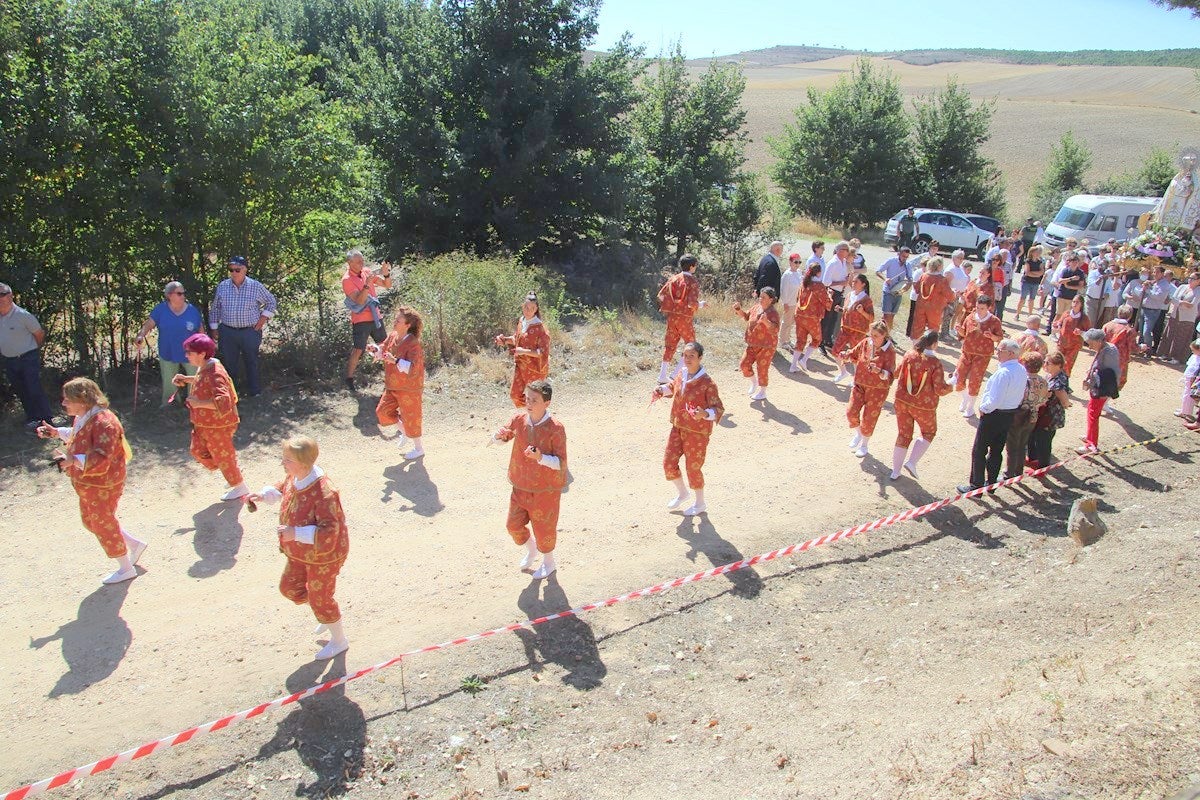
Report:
740,304,780,348
894,351,952,410
960,313,1004,357
795,283,832,320
513,319,551,376
190,359,239,428
658,272,700,317
499,412,567,494
1054,311,1089,352
841,295,875,336
275,474,349,566
666,370,724,436
916,273,955,312
382,333,424,393
847,338,896,391
67,409,127,489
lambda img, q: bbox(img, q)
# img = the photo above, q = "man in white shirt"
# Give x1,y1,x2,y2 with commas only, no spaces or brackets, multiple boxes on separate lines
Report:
942,250,971,339
778,253,805,350
957,340,1027,492
819,241,851,355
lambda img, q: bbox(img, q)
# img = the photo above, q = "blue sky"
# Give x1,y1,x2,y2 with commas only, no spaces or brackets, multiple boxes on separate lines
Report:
593,0,1200,56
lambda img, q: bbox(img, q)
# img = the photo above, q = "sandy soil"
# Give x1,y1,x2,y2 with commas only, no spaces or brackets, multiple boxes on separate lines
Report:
1,248,1198,799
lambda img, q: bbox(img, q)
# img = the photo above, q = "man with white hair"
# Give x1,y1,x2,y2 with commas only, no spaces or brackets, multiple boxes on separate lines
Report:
135,280,205,407
957,339,1027,493
342,249,392,391
753,241,784,298
819,241,851,354
0,282,55,429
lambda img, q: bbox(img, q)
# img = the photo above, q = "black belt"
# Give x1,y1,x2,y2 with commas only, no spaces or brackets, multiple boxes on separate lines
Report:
219,323,254,330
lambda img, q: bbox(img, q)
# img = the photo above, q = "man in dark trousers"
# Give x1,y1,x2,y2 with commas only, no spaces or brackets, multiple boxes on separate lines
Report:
753,241,784,298
898,208,919,251
958,339,1028,493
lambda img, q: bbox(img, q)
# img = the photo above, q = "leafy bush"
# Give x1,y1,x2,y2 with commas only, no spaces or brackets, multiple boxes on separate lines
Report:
400,253,564,364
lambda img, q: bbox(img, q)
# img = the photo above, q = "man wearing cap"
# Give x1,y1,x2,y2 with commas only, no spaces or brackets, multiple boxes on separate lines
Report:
0,283,55,430
208,256,277,397
897,208,919,251
875,246,913,336
341,249,392,391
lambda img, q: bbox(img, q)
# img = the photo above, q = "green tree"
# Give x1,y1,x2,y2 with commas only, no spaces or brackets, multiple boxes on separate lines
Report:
630,42,751,258
1029,130,1094,222
1150,0,1200,18
770,58,911,228
910,78,1006,217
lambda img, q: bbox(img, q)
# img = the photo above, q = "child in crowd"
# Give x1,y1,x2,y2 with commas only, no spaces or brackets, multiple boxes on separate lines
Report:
1052,295,1089,378
656,254,702,383
890,330,952,480
833,273,875,384
654,341,724,517
1176,338,1200,422
1017,315,1048,358
492,379,567,579
374,306,426,460
733,287,780,401
952,296,1004,417
495,292,550,407
790,264,831,373
843,321,896,459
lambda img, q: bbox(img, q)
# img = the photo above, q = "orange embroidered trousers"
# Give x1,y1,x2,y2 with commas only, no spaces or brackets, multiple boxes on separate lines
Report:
954,353,990,396
847,386,888,436
190,426,243,485
279,558,344,624
75,482,126,558
376,390,423,437
663,426,710,489
662,315,696,362
506,488,560,553
739,346,773,385
895,403,939,447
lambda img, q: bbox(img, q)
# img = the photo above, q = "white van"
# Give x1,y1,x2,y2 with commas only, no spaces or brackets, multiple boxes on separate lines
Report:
1043,194,1160,252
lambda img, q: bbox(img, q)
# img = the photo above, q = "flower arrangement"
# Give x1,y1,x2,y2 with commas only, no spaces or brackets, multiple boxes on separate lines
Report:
1126,224,1200,266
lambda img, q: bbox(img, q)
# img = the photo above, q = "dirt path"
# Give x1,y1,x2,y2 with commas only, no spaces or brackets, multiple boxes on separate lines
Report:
1,261,1197,799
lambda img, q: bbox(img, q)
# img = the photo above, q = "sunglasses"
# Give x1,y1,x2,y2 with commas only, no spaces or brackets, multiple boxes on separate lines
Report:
171,290,186,295
228,267,245,273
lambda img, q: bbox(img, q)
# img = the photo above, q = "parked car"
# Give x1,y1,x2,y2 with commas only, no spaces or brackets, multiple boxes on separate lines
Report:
1042,194,1160,253
884,208,993,256
962,214,1001,235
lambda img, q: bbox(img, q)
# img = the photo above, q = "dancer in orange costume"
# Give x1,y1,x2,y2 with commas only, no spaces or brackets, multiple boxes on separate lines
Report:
1052,294,1089,378
492,379,567,579
952,295,1004,417
173,333,247,501
1102,304,1136,391
495,292,550,407
733,286,780,401
832,273,875,384
38,377,146,584
955,269,994,339
910,257,956,338
653,341,724,517
789,264,831,373
843,321,896,458
1016,315,1049,358
890,329,953,480
656,254,702,382
374,306,426,460
247,436,350,660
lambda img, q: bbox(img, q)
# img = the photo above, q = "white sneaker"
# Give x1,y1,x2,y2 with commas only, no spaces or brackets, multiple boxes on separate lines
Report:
531,561,557,579
849,432,862,449
853,444,869,458
797,358,810,374
313,622,329,635
221,483,249,501
518,549,537,571
903,462,920,479
667,493,691,511
682,503,707,517
833,370,849,384
402,447,424,461
315,638,349,660
394,436,411,451
750,388,767,401
102,567,137,585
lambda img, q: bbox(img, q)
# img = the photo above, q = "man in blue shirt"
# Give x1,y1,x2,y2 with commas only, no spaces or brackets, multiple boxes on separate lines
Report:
875,246,913,335
136,281,205,407
958,340,1028,493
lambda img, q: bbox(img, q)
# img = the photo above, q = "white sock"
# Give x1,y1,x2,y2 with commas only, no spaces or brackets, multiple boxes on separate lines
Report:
694,488,705,507
315,620,349,659
849,428,862,448
907,438,931,468
891,446,907,479
116,554,133,573
855,435,870,456
519,538,538,570
803,345,816,360
749,376,759,395
532,550,557,579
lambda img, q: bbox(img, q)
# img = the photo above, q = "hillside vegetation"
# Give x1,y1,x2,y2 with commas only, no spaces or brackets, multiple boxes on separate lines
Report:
688,44,1200,69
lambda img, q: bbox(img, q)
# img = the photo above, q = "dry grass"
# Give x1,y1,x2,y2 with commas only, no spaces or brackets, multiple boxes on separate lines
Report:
723,55,1200,216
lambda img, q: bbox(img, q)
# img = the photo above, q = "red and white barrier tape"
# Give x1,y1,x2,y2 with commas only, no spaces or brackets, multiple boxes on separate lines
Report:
4,429,1192,800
